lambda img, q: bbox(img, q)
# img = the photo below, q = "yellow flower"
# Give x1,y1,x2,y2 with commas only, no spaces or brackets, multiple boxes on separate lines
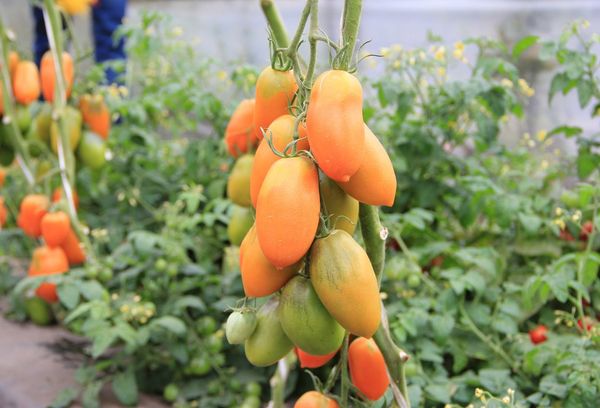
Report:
537,130,547,141
541,159,549,169
528,140,535,148
572,210,582,221
474,388,483,398
380,47,390,57
523,132,531,140
518,78,535,97
419,51,427,60
554,219,566,229
217,70,228,81
581,20,590,29
437,67,447,78
453,41,465,60
391,44,403,52
502,396,511,404
409,56,416,66
434,46,446,61
393,60,401,69
172,26,183,37
555,207,563,216
501,78,514,88
508,388,515,396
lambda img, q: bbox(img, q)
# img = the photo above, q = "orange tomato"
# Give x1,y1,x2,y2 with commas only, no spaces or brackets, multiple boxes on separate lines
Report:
8,51,19,77
52,187,80,210
348,337,389,401
294,391,339,408
13,61,41,105
239,224,299,297
17,194,50,238
338,124,396,206
0,197,7,227
225,99,257,158
253,67,297,141
306,70,365,182
0,167,5,187
309,230,381,338
41,211,71,247
40,51,74,102
295,347,337,369
60,228,86,265
250,114,309,207
256,156,320,269
28,246,69,303
80,94,110,139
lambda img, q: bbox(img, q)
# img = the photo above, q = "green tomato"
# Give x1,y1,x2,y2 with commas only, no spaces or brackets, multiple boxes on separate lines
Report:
77,130,106,170
245,382,261,397
404,360,419,376
560,190,579,208
207,380,221,395
98,267,113,283
155,258,168,272
212,353,225,367
227,205,254,246
407,273,421,288
85,265,99,279
188,355,212,376
226,310,257,345
206,334,223,353
229,378,242,392
197,316,217,336
16,104,32,133
163,383,179,402
167,264,178,277
240,395,261,408
24,296,53,326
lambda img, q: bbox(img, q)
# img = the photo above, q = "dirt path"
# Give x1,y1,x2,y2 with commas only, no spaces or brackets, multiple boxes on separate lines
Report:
0,313,166,408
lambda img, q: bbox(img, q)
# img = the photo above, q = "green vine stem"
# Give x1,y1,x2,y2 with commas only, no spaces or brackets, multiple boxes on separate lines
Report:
42,0,96,260
339,333,350,407
338,0,362,71
0,20,35,186
260,0,290,49
270,351,296,408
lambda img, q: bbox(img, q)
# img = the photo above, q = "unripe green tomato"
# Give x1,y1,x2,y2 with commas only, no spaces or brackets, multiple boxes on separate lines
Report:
207,380,221,395
188,355,212,376
167,264,178,277
85,265,99,279
229,378,242,392
240,395,261,408
197,316,217,336
98,267,113,283
163,384,179,402
213,353,225,367
206,334,223,353
245,382,261,397
404,360,419,376
155,258,168,272
407,273,421,288
560,190,579,208
226,310,257,344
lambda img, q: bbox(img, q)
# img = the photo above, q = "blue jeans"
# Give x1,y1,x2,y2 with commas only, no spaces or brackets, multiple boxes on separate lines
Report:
33,0,127,83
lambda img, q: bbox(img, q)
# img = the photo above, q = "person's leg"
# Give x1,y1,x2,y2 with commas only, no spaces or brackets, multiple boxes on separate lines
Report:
92,0,127,83
32,7,49,66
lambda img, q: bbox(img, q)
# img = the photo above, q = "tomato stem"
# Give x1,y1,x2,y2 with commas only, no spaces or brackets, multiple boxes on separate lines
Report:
0,19,35,186
339,333,350,407
260,0,290,49
338,0,362,71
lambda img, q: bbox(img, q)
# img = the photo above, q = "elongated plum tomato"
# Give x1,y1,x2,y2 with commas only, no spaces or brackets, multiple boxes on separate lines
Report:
227,204,254,246
306,70,364,182
40,211,71,247
17,194,50,238
0,197,7,227
28,246,69,303
80,94,111,139
227,154,254,207
13,61,41,105
250,114,309,207
240,225,299,297
338,124,396,206
309,230,381,338
225,99,257,158
294,391,339,408
256,156,320,268
295,347,338,368
320,176,358,234
40,51,74,102
253,67,298,141
348,337,389,401
279,276,344,355
226,309,258,345
61,228,86,265
244,296,293,367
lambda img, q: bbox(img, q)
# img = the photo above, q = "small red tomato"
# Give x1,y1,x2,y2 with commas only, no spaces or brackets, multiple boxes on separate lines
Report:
577,317,594,332
580,221,594,241
528,325,548,345
559,228,575,242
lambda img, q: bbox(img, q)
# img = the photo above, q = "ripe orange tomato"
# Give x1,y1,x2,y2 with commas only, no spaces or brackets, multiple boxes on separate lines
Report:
60,229,86,265
28,246,69,303
338,125,396,207
52,187,80,210
225,99,257,158
40,51,74,102
0,167,6,187
253,67,297,141
294,391,339,408
295,347,338,369
41,211,71,247
348,337,389,401
13,61,41,105
80,94,111,139
17,194,50,238
309,230,381,338
306,70,365,182
249,114,309,207
239,225,299,297
7,51,19,77
0,197,7,227
256,156,320,269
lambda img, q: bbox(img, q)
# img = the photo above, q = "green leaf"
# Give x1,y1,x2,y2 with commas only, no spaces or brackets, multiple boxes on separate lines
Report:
425,383,452,403
91,330,117,358
540,374,568,398
577,78,594,108
549,73,569,102
513,240,562,257
581,253,600,286
512,35,539,59
79,281,105,301
50,387,78,408
112,368,139,406
172,295,206,313
577,148,599,179
81,381,103,408
518,213,542,234
152,316,187,336
57,283,80,310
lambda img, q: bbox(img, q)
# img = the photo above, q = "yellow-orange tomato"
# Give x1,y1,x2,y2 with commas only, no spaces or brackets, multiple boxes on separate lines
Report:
253,67,297,141
13,61,41,105
256,156,320,269
250,114,309,207
40,51,74,102
227,154,253,207
57,0,91,15
17,194,50,238
306,70,365,182
0,167,5,187
41,211,71,247
225,99,257,158
239,224,299,297
0,197,7,227
28,246,69,303
80,94,110,139
8,51,19,77
348,337,390,401
309,230,381,338
294,391,339,408
320,176,358,234
60,229,86,265
338,125,396,206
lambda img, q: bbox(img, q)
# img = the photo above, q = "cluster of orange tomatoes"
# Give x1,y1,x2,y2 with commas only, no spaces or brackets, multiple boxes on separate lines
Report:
223,65,397,404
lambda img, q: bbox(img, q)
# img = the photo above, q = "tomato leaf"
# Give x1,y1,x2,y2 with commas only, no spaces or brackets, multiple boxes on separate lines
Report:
112,368,139,406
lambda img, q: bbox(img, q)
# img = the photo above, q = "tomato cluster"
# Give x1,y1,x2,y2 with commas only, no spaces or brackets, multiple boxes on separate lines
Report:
223,65,396,402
